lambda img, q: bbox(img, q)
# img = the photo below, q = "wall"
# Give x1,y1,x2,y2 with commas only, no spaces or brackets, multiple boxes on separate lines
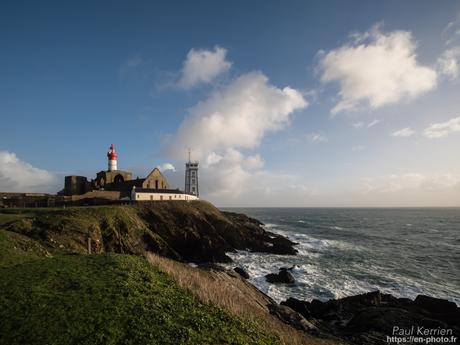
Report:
64,176,90,196
142,168,169,189
132,191,198,202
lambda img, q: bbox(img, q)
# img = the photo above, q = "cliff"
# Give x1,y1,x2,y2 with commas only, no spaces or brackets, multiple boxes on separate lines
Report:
0,206,341,345
0,201,296,263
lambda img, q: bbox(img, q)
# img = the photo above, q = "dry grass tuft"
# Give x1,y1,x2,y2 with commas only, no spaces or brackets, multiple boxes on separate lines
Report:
147,253,343,345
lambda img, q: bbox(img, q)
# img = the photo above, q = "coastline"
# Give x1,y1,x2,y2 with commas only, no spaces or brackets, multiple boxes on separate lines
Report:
220,208,460,344
1,202,458,345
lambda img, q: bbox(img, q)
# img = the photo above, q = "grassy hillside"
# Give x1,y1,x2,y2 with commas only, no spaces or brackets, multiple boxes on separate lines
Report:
0,201,296,263
0,230,279,345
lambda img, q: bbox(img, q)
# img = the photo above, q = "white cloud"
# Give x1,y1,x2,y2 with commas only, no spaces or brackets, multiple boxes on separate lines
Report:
391,127,415,137
353,119,381,129
157,163,176,172
437,14,460,80
362,173,460,194
177,46,232,89
367,119,381,128
424,116,460,138
442,13,460,46
437,47,460,80
307,132,328,143
167,69,307,204
0,151,58,192
200,150,313,205
169,71,308,159
318,25,437,114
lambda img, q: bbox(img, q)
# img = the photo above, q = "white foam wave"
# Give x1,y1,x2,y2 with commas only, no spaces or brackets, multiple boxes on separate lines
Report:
225,218,460,305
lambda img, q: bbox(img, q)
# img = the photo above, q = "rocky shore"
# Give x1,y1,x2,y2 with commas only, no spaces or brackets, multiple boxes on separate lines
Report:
274,291,460,344
2,203,458,344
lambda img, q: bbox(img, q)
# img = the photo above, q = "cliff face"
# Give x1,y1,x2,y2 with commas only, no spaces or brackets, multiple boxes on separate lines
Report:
0,201,297,263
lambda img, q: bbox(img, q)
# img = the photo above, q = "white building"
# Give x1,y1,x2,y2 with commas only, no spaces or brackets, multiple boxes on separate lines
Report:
131,187,199,202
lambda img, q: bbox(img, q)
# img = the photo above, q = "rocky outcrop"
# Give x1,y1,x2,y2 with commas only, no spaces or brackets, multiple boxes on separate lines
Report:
280,291,460,345
268,303,319,333
265,268,296,284
0,201,297,263
234,267,250,279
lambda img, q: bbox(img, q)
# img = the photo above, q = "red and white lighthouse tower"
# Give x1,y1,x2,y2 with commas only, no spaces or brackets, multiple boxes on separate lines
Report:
107,144,117,171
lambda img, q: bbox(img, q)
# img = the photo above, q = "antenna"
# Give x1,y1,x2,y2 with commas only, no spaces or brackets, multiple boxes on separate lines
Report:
188,148,191,163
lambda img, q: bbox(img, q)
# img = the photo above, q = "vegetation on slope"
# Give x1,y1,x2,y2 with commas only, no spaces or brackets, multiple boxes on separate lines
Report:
0,230,279,345
0,201,296,263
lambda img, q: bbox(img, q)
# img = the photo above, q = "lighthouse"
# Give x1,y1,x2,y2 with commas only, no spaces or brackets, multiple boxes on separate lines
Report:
107,144,117,171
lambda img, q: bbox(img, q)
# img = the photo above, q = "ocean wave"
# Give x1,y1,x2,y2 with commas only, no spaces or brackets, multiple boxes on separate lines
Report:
264,224,364,253
225,247,460,305
229,209,460,305
330,226,344,230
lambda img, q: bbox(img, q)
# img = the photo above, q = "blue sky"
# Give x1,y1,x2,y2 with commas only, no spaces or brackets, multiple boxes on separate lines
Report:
1,0,460,206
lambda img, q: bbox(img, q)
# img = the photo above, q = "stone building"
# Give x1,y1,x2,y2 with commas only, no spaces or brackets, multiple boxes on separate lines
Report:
62,145,173,199
64,176,91,196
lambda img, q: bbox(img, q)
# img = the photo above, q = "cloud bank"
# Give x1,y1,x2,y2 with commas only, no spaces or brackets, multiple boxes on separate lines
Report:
362,172,460,193
319,25,437,114
170,71,308,159
167,48,309,204
0,151,58,192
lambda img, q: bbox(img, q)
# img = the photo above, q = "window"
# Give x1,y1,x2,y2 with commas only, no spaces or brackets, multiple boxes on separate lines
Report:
160,195,163,201
192,178,195,184
150,195,153,201
191,171,195,177
169,196,172,200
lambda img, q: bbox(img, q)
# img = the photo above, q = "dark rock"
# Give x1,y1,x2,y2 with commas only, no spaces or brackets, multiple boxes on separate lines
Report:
346,306,416,333
279,291,460,345
414,295,458,314
280,297,311,318
270,237,298,255
233,267,250,279
265,269,295,284
307,299,335,318
280,265,297,271
221,211,298,256
268,303,318,334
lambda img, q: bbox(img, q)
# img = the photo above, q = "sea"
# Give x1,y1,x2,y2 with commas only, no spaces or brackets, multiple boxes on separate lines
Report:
221,208,460,305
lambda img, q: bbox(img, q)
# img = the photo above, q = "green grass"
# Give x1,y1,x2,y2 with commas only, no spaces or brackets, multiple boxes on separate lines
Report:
0,230,50,267
0,212,30,225
0,232,279,345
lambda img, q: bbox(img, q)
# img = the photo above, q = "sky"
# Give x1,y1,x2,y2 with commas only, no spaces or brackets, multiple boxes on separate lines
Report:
1,0,460,207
